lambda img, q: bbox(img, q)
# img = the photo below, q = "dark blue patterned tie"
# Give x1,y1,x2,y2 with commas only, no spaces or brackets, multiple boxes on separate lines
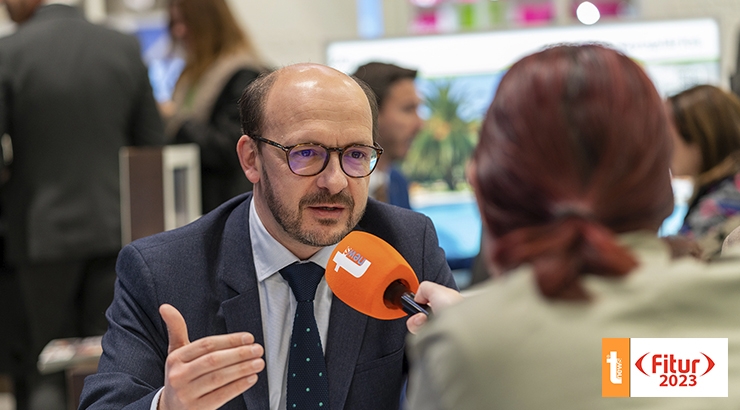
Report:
280,262,330,409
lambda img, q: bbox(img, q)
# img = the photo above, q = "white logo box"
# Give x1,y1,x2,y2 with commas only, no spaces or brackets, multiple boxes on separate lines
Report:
630,338,727,397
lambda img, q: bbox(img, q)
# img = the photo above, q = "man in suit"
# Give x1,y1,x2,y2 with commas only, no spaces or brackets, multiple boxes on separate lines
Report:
79,63,457,409
0,0,164,408
353,62,424,209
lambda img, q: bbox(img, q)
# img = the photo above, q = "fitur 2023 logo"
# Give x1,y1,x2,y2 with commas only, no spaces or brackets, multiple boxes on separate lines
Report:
602,338,728,397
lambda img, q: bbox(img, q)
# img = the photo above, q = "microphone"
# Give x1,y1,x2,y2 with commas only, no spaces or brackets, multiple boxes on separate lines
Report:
325,231,430,320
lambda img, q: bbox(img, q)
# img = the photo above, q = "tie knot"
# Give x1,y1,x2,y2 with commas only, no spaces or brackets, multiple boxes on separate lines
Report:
280,262,325,302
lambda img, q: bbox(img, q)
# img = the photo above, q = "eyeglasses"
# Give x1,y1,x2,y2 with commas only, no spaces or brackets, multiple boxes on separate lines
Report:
250,135,383,178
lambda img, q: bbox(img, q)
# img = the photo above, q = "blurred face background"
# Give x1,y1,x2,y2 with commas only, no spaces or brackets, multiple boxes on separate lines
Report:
377,78,423,162
168,1,187,47
167,0,258,87
667,85,740,178
1,0,42,23
668,125,702,177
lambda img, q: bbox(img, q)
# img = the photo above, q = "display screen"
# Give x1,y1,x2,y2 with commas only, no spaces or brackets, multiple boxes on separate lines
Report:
327,18,721,265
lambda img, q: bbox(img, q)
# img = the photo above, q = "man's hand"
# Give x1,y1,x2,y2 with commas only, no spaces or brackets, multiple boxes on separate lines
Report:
158,304,265,410
406,282,464,335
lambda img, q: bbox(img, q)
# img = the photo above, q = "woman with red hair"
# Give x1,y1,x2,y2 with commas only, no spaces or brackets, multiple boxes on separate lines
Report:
405,44,740,409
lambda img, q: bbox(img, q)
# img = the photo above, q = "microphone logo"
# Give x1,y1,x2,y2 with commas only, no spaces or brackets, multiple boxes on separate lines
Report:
332,246,372,278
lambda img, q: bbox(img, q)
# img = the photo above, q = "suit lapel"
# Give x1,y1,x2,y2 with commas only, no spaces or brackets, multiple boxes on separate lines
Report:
217,195,270,410
325,296,368,410
322,222,374,409
222,293,268,410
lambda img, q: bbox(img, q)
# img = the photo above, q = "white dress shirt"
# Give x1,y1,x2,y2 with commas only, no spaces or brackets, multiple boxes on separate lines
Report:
151,199,335,410
250,199,334,410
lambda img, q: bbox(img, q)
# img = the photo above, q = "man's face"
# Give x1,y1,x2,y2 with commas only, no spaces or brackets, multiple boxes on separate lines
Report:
1,0,41,23
377,78,423,162
240,65,373,258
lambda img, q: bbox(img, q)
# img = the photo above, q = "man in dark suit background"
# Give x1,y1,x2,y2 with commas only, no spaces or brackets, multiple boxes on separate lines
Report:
79,63,457,410
0,0,164,408
352,62,423,210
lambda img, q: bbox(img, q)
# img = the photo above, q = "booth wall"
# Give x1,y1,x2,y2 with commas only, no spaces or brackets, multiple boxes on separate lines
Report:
228,0,740,87
1,0,740,84
639,0,740,87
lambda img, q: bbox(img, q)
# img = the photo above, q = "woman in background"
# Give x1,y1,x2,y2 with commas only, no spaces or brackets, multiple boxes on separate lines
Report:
668,85,740,258
162,0,268,212
405,44,740,410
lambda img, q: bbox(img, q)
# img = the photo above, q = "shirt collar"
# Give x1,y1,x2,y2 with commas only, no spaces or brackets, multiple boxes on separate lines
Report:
249,197,334,282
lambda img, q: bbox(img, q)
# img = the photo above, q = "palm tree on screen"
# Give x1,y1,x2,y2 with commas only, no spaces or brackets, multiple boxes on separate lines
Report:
403,80,478,190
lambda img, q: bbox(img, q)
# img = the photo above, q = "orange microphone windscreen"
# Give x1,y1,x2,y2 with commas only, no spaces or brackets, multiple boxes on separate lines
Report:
325,231,419,320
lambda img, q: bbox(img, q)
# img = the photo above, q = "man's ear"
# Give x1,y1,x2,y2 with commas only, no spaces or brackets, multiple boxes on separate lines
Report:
237,135,261,184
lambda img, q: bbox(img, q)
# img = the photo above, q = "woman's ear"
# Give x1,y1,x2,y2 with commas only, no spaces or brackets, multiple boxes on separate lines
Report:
237,135,261,184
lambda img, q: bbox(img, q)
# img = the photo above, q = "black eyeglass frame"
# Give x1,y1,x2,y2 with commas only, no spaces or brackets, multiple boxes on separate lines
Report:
249,134,384,178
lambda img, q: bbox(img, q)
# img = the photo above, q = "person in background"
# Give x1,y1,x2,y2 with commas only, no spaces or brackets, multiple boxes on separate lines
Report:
0,0,164,408
79,63,457,410
405,44,740,409
0,206,30,409
353,62,423,209
161,0,268,213
667,84,740,259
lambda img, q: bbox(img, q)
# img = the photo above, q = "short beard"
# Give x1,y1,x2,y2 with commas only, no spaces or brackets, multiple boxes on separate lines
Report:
261,170,365,247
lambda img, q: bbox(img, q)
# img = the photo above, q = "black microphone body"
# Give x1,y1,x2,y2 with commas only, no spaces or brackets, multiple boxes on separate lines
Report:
399,292,431,316
384,280,430,316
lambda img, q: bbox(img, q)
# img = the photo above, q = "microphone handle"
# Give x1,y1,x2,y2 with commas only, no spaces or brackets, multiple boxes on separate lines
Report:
400,292,430,316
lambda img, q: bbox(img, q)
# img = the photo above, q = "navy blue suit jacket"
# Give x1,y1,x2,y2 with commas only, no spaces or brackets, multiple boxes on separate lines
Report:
79,193,456,409
388,167,411,210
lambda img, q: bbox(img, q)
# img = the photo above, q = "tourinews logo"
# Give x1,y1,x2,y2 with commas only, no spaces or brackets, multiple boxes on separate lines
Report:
332,246,372,278
602,338,727,397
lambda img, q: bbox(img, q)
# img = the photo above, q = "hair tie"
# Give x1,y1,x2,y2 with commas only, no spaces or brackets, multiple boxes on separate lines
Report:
551,203,595,221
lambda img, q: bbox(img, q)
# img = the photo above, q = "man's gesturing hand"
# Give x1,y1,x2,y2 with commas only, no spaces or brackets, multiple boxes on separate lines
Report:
158,304,265,410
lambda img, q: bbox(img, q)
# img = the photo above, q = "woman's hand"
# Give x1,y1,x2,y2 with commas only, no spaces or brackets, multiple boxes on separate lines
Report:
406,282,464,334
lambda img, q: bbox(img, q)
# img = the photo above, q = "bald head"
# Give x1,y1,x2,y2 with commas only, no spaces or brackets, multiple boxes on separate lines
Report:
264,64,370,133
274,63,358,87
239,63,378,144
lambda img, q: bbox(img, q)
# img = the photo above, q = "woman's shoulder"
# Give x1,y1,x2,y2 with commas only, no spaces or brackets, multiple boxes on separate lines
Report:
422,248,740,341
